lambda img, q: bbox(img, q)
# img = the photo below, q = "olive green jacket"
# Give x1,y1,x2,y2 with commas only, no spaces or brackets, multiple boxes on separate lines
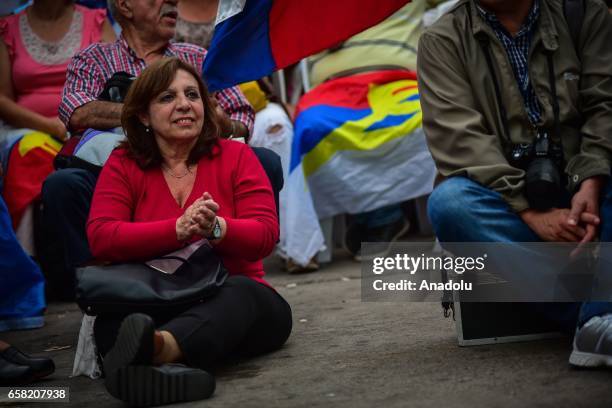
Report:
417,0,612,212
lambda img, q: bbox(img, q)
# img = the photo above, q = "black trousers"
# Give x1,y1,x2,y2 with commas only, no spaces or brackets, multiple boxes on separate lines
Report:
93,276,292,370
39,168,98,300
39,147,283,300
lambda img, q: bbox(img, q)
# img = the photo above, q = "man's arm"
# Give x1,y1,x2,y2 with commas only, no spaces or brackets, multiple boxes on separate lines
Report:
70,101,123,131
561,1,612,242
417,29,529,213
213,86,255,140
565,0,612,191
59,50,114,131
211,97,250,140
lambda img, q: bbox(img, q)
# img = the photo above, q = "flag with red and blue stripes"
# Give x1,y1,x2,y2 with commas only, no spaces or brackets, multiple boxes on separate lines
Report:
202,0,411,91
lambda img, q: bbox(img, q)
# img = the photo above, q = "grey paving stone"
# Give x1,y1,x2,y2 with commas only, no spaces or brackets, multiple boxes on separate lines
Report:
3,252,612,407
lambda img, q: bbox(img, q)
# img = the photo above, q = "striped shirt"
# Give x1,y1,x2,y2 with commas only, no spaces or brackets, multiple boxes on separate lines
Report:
59,35,254,132
477,1,541,125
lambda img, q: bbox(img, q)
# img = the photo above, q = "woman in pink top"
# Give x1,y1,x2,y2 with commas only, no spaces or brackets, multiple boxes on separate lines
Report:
0,0,114,230
0,0,115,139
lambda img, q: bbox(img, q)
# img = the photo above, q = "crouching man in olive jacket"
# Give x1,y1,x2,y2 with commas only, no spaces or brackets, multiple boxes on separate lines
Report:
418,0,612,367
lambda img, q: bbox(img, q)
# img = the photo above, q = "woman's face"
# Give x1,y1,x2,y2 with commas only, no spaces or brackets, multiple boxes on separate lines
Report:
141,69,205,144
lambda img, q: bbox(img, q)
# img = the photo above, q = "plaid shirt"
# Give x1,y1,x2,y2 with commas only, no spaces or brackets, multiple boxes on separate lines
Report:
477,1,541,125
59,35,254,133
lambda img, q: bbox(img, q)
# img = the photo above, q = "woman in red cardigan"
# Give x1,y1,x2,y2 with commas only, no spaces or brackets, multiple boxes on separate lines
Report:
86,57,292,406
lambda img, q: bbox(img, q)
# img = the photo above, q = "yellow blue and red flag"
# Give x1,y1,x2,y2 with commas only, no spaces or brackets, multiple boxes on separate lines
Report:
2,131,61,228
280,70,436,266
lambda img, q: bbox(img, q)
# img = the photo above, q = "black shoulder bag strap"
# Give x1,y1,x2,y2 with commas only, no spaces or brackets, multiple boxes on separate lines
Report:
476,34,513,148
564,0,585,59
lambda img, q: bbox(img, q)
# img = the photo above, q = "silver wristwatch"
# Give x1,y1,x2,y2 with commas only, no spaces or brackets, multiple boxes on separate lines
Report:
208,218,222,240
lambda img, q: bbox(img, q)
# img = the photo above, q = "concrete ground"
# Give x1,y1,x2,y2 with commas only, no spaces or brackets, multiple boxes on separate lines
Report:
3,250,612,408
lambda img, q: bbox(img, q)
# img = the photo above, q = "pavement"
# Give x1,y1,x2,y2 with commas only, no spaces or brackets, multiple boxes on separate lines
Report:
3,249,612,408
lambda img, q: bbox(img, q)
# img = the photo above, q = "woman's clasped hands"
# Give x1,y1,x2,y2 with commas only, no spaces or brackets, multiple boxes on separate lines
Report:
175,192,220,241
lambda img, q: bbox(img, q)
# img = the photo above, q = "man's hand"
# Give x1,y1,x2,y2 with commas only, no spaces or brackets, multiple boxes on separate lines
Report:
210,96,249,140
520,208,589,242
567,176,605,246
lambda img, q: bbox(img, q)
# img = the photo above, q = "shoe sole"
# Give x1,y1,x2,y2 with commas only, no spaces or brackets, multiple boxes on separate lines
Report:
287,262,320,274
569,350,612,367
104,314,154,376
354,220,411,262
33,366,55,381
105,365,215,407
288,267,318,274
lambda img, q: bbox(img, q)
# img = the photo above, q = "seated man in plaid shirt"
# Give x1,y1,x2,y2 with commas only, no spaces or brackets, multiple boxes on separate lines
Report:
40,0,283,300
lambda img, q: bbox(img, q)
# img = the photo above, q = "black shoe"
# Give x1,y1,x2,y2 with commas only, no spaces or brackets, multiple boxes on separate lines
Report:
0,347,55,381
103,313,155,377
355,217,410,261
105,363,215,407
0,357,35,386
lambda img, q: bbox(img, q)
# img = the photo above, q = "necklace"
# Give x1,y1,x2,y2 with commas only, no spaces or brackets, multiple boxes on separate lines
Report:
162,164,193,179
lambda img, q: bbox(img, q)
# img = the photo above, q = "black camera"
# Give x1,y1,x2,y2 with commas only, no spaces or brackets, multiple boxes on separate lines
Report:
509,130,565,210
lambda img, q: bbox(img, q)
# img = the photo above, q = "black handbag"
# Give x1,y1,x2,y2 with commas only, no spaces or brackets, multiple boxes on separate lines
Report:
75,242,228,316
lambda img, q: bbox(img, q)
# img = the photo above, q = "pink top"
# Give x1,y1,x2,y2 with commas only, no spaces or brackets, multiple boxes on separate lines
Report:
87,140,279,287
0,5,106,118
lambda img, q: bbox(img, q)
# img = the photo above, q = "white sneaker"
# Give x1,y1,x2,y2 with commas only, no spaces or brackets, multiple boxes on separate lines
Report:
569,314,612,367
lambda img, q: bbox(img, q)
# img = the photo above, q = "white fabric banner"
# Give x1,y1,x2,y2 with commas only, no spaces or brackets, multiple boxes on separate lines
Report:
281,127,435,266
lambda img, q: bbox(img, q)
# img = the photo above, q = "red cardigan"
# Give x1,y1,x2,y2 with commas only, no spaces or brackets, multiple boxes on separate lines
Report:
87,140,278,286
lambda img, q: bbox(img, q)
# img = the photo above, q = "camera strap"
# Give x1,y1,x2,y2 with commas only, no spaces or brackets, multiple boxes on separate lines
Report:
477,35,562,146
477,36,512,146
545,51,562,147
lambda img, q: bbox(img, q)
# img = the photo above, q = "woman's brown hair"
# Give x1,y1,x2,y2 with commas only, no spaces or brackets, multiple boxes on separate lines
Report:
120,57,221,168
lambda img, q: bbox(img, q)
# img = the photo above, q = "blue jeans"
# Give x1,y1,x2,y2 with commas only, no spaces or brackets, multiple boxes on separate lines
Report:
354,204,403,229
428,176,612,330
0,196,45,331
